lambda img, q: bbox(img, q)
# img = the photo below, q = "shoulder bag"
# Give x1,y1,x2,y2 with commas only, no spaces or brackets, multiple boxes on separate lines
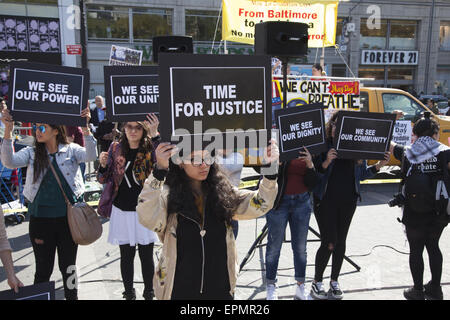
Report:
48,160,102,245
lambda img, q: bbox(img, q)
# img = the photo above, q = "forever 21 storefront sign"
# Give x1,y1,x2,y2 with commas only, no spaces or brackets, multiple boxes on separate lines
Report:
361,50,418,65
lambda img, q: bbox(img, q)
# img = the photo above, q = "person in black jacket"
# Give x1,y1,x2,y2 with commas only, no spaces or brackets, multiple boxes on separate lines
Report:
390,112,450,300
264,147,319,300
310,110,390,300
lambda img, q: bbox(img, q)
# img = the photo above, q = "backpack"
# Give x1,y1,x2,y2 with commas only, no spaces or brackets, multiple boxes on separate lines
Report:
403,164,436,213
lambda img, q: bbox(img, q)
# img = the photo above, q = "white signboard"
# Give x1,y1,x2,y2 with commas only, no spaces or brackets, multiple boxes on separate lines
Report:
392,120,412,146
361,50,418,65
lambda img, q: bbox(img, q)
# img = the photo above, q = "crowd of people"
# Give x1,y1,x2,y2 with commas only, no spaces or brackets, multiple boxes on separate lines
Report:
0,95,448,301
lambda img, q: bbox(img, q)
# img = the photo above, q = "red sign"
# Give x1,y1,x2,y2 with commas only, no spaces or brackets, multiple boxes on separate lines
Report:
66,45,82,55
328,81,359,95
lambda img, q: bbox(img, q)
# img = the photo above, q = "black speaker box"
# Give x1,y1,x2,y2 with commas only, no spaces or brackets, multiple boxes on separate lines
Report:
254,21,308,57
152,36,193,63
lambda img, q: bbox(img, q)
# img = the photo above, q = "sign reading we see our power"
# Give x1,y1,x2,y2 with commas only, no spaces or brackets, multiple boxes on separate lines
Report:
8,61,89,126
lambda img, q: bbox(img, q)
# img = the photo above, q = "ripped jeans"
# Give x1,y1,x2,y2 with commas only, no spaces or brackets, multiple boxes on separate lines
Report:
29,215,78,300
313,197,357,283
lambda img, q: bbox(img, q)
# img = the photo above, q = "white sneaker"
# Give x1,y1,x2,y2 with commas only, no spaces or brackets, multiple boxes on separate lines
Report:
328,281,344,300
266,284,278,300
294,283,308,300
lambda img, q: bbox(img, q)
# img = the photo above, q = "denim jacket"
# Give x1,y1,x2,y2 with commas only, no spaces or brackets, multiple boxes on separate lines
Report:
313,143,378,201
1,135,97,203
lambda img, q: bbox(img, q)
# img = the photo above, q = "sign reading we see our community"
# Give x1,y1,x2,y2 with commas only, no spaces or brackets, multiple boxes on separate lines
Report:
8,61,89,126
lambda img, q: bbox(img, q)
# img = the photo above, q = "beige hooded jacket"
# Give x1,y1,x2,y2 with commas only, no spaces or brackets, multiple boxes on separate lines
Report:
137,173,277,300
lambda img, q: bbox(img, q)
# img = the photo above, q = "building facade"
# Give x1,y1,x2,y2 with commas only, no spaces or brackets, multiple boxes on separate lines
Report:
1,1,449,99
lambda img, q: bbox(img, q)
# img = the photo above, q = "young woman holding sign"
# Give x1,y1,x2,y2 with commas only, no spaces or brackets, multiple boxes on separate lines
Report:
97,114,160,300
310,110,390,300
0,104,97,300
136,140,279,300
264,147,319,300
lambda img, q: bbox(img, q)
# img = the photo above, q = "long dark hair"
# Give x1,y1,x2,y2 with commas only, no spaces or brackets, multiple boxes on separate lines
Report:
165,160,245,226
119,121,153,155
33,125,68,183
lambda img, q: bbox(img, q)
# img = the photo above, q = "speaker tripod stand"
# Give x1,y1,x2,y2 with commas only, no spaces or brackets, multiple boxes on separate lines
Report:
239,56,361,274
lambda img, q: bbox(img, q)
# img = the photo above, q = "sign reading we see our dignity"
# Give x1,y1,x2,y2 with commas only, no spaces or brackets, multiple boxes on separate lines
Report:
275,103,327,162
8,61,89,126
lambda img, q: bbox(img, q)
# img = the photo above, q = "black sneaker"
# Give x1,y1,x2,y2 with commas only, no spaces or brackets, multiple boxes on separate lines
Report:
424,281,443,300
123,288,136,300
143,290,155,300
403,287,424,300
328,281,344,300
310,281,328,300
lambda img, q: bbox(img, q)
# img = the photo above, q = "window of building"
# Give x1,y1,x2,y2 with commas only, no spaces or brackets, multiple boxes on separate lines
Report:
389,20,417,50
87,6,129,40
387,67,414,81
358,67,385,80
185,10,221,41
332,64,346,77
133,8,172,41
360,18,388,50
360,19,417,50
440,21,450,51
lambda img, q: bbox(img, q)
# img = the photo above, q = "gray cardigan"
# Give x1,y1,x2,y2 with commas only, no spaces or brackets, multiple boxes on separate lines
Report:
1,135,97,203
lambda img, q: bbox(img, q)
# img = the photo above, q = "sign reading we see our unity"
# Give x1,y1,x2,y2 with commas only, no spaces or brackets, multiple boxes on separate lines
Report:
158,53,272,149
8,61,89,126
222,0,339,47
104,66,159,122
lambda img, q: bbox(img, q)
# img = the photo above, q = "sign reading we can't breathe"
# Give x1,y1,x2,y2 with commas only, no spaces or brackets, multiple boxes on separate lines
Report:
158,53,272,148
8,61,89,126
334,111,396,160
104,66,159,122
275,104,327,161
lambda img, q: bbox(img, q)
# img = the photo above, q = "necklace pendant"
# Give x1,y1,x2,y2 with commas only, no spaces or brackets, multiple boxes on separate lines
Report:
200,230,206,237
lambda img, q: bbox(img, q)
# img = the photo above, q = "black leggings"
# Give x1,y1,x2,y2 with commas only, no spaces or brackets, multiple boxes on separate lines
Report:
119,243,155,295
29,216,78,300
313,198,357,282
406,224,446,290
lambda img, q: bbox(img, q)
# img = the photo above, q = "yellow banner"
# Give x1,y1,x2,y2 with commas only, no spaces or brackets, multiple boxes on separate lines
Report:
222,0,339,48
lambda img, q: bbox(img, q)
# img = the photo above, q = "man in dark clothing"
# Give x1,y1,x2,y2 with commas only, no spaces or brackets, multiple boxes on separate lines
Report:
89,96,116,153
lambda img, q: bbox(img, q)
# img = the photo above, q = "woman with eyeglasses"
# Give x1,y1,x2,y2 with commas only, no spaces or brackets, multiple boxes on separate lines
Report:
0,104,97,300
310,110,390,300
97,114,160,300
136,140,279,300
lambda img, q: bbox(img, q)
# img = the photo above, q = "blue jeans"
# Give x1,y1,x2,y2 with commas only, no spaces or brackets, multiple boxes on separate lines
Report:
265,192,312,284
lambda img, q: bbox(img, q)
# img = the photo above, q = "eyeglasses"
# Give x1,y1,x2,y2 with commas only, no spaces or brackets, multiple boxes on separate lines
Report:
32,125,46,133
190,156,215,167
124,124,143,132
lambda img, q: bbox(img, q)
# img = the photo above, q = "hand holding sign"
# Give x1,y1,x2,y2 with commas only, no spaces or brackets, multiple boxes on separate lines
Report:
263,139,280,165
1,104,14,139
298,146,313,169
375,151,391,171
8,274,24,294
322,148,338,170
145,113,159,138
155,143,178,170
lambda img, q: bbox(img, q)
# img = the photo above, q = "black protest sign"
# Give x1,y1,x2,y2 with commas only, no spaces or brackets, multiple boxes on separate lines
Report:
275,104,327,162
104,66,159,122
0,281,55,300
334,111,396,160
8,61,89,126
158,53,271,149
